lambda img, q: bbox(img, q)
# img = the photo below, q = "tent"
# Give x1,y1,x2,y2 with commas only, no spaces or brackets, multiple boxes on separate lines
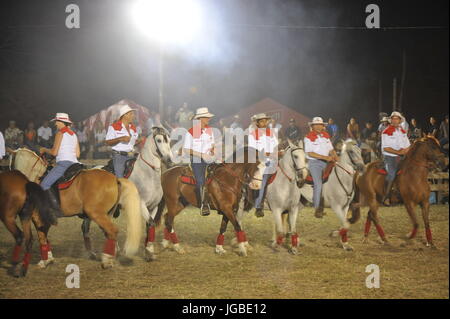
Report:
82,99,152,133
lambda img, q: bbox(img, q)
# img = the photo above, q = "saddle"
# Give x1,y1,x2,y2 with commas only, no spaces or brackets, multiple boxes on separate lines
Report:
375,161,403,176
102,157,137,179
40,163,85,191
179,165,214,186
305,162,335,185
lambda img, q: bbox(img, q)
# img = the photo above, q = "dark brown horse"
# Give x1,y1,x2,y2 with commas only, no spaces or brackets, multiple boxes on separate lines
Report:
0,170,54,277
352,136,447,247
146,147,264,258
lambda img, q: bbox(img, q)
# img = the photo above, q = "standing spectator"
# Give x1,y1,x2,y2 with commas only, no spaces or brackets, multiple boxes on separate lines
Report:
326,118,339,144
37,120,53,148
378,116,390,134
400,114,409,133
0,130,5,160
94,121,107,158
439,115,449,147
346,118,360,141
4,120,23,150
269,117,283,141
230,115,242,131
285,118,301,142
175,102,194,129
409,118,422,141
24,121,38,151
425,117,439,137
76,122,88,158
361,122,376,141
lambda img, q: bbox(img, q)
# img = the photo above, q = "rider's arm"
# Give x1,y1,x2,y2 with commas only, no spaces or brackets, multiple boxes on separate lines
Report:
105,125,129,146
41,131,62,156
76,142,80,158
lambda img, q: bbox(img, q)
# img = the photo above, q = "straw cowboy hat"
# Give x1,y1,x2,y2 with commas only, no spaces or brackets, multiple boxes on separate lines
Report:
308,117,327,126
193,107,214,119
380,116,390,123
389,111,404,121
253,113,271,121
51,113,73,124
118,105,135,119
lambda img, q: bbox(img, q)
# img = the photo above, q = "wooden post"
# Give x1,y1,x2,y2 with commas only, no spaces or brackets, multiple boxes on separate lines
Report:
398,50,406,113
393,77,397,111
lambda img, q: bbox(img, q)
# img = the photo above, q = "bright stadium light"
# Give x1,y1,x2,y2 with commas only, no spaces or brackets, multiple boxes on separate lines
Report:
131,0,203,44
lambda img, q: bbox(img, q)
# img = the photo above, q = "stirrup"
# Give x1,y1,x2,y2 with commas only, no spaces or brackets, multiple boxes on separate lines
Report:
200,203,210,216
255,208,264,218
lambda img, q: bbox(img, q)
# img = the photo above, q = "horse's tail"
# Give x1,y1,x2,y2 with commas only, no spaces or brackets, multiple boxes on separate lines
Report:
117,178,142,257
154,197,166,227
23,182,55,226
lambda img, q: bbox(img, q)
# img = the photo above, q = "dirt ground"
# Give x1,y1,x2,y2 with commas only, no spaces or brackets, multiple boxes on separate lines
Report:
0,205,448,299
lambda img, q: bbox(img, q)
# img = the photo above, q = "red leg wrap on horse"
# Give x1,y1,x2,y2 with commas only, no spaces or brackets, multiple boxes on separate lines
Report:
236,231,246,243
22,253,31,268
410,227,418,239
103,239,116,256
12,245,22,263
147,226,156,243
375,224,385,238
276,235,284,245
425,228,432,243
163,228,171,240
40,244,50,260
339,229,348,243
169,232,179,244
216,234,225,245
364,219,372,236
291,234,299,247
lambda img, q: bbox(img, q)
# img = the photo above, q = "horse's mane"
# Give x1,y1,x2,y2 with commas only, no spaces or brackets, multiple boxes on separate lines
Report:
224,146,259,165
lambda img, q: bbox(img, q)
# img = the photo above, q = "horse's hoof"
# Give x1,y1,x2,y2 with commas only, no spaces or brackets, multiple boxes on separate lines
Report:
329,230,340,238
215,245,227,255
12,264,27,278
244,241,253,251
342,243,354,251
362,237,369,244
238,250,248,257
161,239,171,250
173,244,185,254
238,243,247,256
101,254,115,269
426,242,437,249
88,251,97,261
288,247,298,255
37,258,54,269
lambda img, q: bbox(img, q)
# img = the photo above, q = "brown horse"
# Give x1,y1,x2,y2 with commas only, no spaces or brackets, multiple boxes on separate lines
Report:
12,149,142,268
353,136,447,247
147,147,264,258
0,170,54,277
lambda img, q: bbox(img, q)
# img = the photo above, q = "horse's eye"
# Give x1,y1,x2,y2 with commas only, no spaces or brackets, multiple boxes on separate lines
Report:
294,155,298,159
157,139,162,143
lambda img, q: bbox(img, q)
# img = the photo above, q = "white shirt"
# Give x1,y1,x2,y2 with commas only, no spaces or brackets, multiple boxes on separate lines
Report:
248,128,278,154
56,128,78,163
304,131,334,160
381,125,411,157
106,121,139,152
0,132,5,159
183,125,215,155
37,126,52,141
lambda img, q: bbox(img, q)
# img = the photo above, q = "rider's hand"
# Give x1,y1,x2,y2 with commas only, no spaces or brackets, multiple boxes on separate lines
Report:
39,147,46,155
324,155,333,162
121,136,131,143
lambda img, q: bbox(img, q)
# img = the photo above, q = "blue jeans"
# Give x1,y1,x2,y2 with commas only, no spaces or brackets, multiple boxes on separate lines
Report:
191,158,208,189
384,155,400,182
309,159,328,209
41,161,75,190
113,153,132,178
255,158,277,209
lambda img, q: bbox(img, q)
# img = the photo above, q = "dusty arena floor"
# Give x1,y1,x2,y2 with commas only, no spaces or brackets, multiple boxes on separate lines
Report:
0,205,448,299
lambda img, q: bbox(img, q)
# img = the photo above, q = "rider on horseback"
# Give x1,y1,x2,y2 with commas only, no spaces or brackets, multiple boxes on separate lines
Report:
304,117,339,218
39,113,80,218
251,113,280,218
183,107,216,216
381,111,411,206
105,105,139,178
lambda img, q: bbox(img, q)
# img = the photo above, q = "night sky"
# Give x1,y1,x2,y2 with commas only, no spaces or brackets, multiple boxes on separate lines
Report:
0,0,448,130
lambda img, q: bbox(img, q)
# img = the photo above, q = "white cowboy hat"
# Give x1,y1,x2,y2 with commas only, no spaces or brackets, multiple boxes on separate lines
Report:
51,113,73,124
253,113,271,121
380,116,390,122
308,117,327,126
193,107,214,119
118,105,135,119
390,111,404,122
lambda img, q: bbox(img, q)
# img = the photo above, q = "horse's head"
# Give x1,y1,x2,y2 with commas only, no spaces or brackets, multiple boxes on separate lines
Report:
286,139,308,188
11,148,47,183
415,136,448,171
342,139,365,173
248,160,265,190
148,126,173,165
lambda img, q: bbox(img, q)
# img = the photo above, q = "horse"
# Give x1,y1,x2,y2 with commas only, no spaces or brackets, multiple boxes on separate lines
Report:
234,139,308,255
151,147,265,257
80,126,173,260
298,139,365,251
352,136,447,247
11,148,142,269
0,170,55,277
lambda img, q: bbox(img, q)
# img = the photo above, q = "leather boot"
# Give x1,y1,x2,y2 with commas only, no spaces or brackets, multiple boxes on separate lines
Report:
200,186,210,216
314,197,325,218
381,179,395,206
44,189,62,222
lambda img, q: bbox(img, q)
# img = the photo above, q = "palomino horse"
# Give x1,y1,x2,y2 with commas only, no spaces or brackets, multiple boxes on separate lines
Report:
12,149,142,268
151,147,265,257
80,127,173,260
235,140,308,255
352,136,447,247
0,170,54,277
299,139,365,251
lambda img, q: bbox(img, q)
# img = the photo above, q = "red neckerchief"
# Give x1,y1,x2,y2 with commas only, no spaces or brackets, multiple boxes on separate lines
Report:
383,125,406,136
112,121,137,133
60,126,75,136
188,125,212,139
305,130,330,142
250,127,273,140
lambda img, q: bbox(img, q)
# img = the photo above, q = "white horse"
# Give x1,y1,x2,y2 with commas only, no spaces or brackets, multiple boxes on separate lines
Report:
297,139,365,251
234,140,308,255
82,126,173,260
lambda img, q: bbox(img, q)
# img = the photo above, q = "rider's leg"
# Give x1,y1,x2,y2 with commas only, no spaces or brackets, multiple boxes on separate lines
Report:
309,159,327,218
192,160,209,216
255,159,276,218
112,153,129,178
382,155,398,206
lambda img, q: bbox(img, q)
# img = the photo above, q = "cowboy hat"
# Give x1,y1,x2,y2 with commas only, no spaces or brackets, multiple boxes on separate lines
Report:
253,113,271,121
380,116,390,122
118,105,135,119
51,113,73,124
308,117,327,126
193,107,214,119
390,111,404,122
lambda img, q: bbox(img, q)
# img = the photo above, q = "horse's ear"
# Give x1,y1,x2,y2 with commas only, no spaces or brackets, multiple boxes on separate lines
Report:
297,139,304,148
287,138,295,148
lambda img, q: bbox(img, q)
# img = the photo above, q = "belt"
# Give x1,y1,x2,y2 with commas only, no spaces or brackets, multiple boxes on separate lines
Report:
112,150,134,156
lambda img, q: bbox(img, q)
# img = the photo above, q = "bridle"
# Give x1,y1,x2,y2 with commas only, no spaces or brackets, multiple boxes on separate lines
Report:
139,130,169,171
